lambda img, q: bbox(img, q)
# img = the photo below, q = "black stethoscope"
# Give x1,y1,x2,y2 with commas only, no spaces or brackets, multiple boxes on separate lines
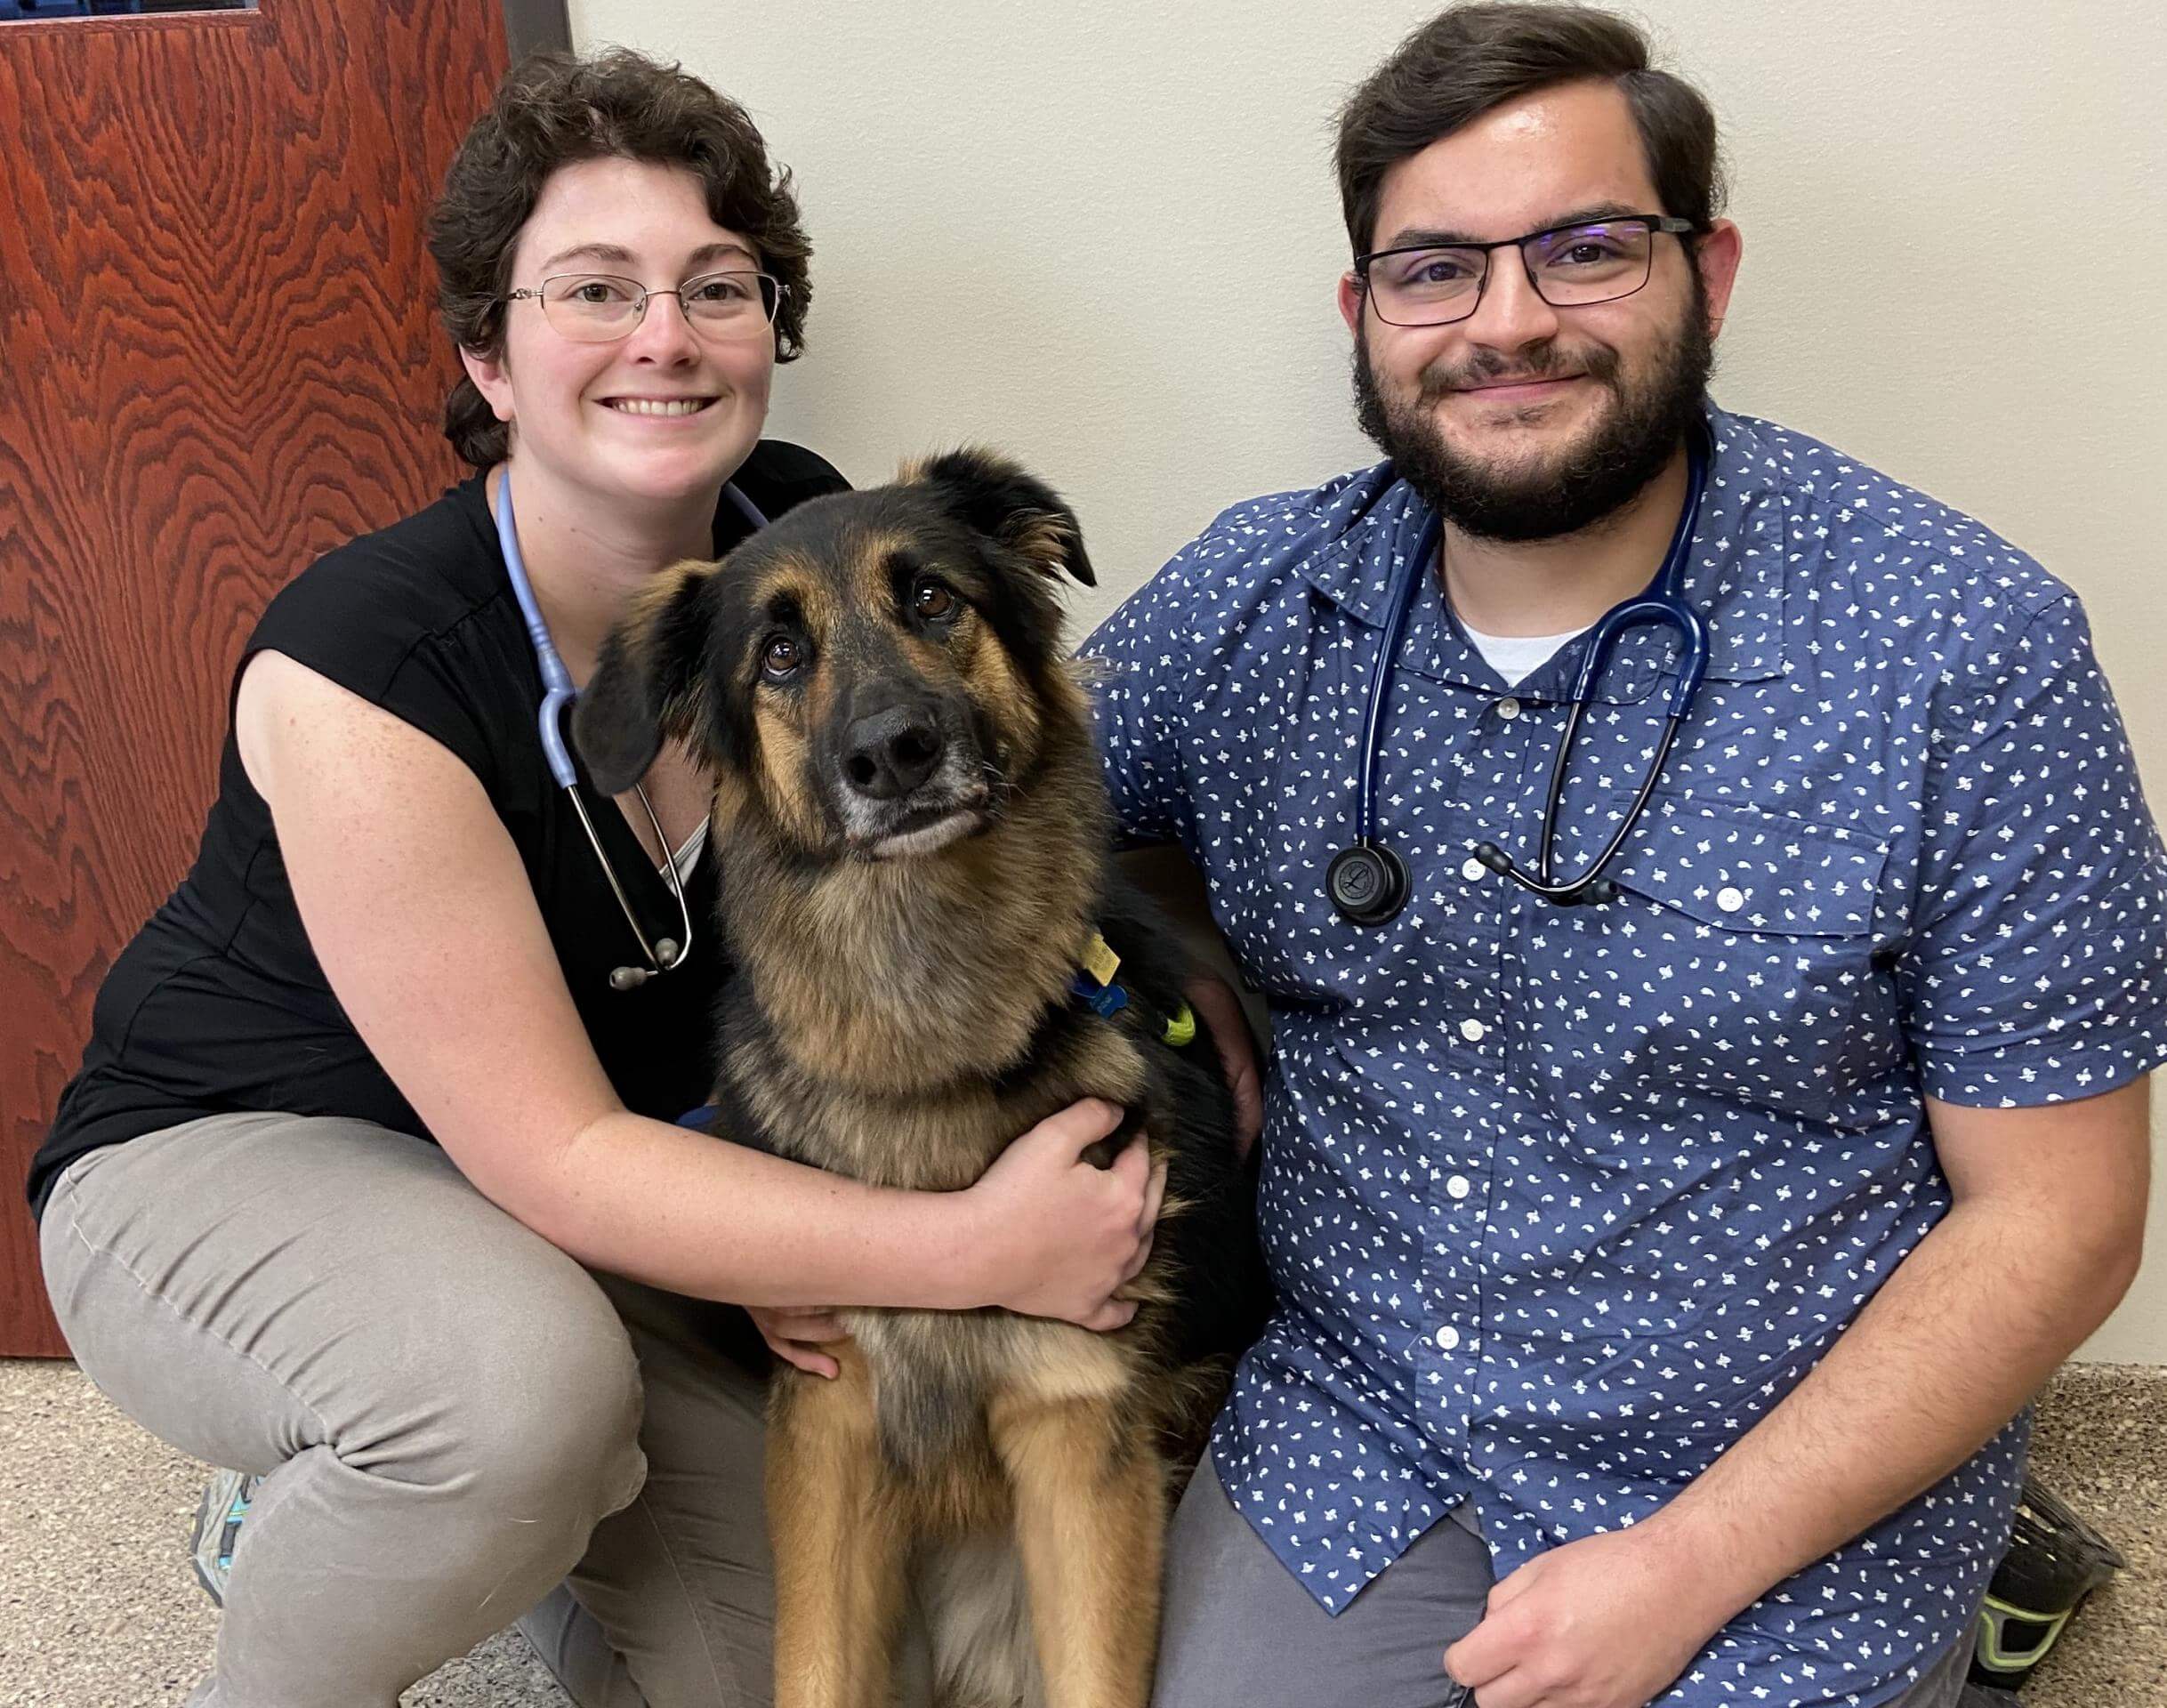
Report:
1325,432,1712,926
494,471,769,990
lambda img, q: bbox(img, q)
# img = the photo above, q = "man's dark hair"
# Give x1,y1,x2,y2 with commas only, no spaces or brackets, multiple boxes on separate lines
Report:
428,48,813,468
1335,3,1726,256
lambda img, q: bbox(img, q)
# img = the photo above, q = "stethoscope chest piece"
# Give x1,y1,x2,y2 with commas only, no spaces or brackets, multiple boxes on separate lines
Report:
1327,842,1409,926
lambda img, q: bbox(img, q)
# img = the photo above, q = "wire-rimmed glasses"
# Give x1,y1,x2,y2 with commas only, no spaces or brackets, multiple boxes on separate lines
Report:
1355,214,1696,328
503,270,784,342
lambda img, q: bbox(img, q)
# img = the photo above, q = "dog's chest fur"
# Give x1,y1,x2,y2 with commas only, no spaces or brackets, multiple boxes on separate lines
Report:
723,957,1163,1486
847,1302,1132,1491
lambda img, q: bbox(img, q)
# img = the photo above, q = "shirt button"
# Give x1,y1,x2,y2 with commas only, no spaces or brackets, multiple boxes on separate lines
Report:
1435,1324,1461,1351
1462,857,1486,882
1446,1174,1471,1199
1716,886,1746,913
1459,1018,1486,1043
1495,697,1522,721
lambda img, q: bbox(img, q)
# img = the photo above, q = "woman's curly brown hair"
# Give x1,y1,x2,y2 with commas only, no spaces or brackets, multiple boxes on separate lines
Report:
428,48,812,467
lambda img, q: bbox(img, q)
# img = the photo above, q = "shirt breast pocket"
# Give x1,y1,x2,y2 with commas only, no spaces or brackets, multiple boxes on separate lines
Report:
1524,795,1903,1126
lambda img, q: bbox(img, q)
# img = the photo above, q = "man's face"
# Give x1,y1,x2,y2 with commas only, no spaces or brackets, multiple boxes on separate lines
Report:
1338,80,1741,542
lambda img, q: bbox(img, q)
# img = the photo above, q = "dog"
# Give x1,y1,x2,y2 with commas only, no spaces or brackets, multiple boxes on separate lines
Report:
574,450,1271,1708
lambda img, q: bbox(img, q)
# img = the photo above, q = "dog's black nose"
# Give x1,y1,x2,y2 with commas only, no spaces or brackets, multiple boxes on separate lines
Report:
842,705,946,800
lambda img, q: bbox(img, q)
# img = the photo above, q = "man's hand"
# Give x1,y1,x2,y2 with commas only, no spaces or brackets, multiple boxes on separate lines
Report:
1186,973,1264,1158
1444,1525,1730,1708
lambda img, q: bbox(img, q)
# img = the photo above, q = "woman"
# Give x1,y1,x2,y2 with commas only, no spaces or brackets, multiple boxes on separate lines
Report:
29,49,1166,1708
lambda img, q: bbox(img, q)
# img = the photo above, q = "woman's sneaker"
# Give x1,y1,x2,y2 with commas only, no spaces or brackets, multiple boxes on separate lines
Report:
188,1468,260,1607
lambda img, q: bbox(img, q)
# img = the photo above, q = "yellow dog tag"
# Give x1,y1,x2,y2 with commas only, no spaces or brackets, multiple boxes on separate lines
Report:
1080,931,1122,987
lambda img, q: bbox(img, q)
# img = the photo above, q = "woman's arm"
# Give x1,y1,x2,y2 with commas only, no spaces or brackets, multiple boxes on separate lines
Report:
235,650,1159,1325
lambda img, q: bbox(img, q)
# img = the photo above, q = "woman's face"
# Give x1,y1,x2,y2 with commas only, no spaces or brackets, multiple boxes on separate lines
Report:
463,156,777,511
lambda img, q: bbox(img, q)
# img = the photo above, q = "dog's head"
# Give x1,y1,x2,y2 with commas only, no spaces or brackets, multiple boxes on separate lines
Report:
574,449,1096,864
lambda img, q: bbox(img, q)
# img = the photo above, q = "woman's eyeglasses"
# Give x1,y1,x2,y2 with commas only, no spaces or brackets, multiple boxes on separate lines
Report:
502,270,784,342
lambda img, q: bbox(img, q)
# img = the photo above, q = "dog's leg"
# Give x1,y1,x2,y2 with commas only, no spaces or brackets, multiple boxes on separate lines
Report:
769,1348,908,1708
989,1392,1164,1708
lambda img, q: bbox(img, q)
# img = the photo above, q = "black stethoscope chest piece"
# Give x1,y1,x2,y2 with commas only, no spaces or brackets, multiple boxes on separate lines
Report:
1326,842,1410,927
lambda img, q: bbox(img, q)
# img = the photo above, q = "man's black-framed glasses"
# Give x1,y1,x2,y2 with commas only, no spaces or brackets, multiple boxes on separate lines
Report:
503,270,784,343
1355,214,1696,328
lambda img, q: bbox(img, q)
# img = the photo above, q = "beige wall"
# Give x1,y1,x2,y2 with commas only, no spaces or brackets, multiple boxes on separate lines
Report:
568,0,2167,1361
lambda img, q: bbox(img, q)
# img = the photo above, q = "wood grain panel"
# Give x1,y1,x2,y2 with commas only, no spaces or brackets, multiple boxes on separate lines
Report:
0,1,508,1353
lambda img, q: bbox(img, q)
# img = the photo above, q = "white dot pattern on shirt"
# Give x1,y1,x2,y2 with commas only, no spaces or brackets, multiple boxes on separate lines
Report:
1083,405,2167,1705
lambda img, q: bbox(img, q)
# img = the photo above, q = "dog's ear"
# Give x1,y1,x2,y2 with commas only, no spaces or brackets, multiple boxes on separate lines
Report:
572,560,716,795
906,448,1096,587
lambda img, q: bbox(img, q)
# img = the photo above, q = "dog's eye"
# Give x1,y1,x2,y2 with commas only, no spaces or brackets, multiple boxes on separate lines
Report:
911,577,957,622
761,634,805,679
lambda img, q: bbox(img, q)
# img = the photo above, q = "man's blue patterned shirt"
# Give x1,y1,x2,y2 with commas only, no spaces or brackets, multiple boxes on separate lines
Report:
1083,403,2167,1706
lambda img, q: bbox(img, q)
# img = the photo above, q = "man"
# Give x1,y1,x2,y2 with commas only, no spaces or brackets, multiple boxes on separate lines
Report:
1086,6,2164,1706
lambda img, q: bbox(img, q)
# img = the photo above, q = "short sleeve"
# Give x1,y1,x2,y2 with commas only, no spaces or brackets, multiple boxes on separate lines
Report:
738,439,851,506
1077,540,1213,847
1902,592,2167,1105
244,552,502,793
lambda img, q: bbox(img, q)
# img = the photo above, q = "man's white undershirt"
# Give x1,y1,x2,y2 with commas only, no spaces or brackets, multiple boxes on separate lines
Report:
1458,619,1591,688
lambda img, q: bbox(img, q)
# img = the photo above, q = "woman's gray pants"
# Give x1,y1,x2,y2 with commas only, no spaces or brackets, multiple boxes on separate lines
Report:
39,1112,776,1708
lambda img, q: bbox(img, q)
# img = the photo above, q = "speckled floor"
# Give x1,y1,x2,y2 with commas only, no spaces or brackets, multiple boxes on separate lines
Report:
0,1358,2157,1705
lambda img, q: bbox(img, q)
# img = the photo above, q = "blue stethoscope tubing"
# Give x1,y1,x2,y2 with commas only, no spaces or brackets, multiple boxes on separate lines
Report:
492,471,768,988
1326,431,1711,925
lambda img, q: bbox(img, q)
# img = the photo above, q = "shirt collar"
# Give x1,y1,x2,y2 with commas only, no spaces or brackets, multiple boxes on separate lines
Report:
1293,399,1787,700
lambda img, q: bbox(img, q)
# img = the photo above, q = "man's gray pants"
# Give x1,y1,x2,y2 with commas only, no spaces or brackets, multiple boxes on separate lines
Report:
1153,1456,1977,1707
42,1110,1978,1707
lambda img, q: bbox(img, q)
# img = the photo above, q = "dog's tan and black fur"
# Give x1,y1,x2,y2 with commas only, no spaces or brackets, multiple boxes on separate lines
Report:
575,452,1269,1708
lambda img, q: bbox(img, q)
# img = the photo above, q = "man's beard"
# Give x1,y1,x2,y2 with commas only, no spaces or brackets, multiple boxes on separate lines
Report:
1352,287,1714,543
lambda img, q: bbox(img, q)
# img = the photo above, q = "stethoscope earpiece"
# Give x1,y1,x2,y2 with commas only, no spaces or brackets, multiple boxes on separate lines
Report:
608,936,683,990
1473,842,1617,906
1327,842,1410,926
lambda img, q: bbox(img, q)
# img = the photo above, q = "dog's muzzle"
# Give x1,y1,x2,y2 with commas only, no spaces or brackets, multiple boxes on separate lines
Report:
834,698,990,858
843,704,947,802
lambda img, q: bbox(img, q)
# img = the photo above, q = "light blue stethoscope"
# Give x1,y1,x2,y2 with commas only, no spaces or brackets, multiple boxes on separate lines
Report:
493,471,768,990
1325,431,1712,925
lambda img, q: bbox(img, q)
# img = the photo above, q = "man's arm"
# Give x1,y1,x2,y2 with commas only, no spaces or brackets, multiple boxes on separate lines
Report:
1445,1077,2151,1708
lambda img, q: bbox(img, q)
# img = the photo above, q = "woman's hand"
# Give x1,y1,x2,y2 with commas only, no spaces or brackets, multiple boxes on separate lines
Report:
1185,974,1264,1159
962,1098,1167,1331
747,1305,850,1379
